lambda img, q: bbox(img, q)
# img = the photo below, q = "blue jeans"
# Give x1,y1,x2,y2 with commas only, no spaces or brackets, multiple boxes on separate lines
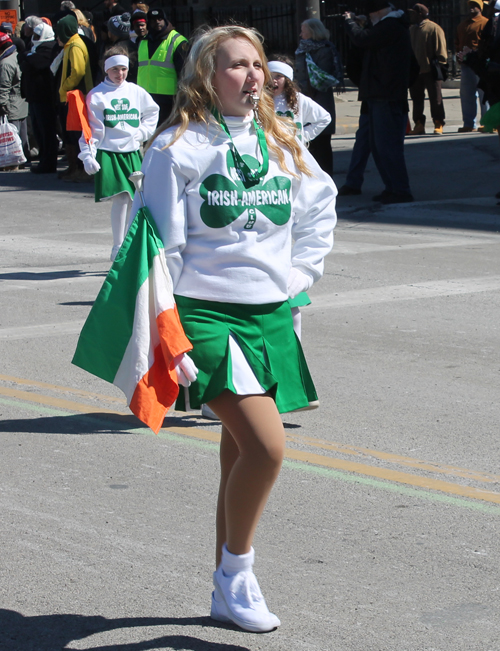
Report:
368,99,411,195
460,64,489,129
345,111,371,190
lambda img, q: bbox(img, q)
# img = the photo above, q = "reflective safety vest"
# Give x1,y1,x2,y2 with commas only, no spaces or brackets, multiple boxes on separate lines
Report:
137,30,187,95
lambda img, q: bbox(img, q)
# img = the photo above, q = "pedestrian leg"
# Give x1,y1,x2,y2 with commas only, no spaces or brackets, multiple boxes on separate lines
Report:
409,74,426,132
460,65,480,129
343,110,371,192
369,100,411,197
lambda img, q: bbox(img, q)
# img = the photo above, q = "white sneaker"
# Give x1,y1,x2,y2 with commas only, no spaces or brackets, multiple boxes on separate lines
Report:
210,585,232,623
212,565,280,633
201,403,219,420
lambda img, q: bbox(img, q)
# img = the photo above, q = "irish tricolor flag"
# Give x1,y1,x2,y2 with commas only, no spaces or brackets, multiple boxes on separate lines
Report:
72,207,192,433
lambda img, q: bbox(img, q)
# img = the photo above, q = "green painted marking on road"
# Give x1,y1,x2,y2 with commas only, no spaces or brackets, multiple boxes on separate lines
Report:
2,394,500,515
281,460,500,515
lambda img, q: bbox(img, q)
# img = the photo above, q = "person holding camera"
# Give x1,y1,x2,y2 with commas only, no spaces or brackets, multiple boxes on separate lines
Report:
344,0,414,204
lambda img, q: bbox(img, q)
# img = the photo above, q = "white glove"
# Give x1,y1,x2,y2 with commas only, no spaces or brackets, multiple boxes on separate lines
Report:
173,353,198,387
287,267,313,299
83,157,101,175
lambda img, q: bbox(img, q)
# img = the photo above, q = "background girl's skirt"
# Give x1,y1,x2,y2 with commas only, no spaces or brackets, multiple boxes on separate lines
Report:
288,291,311,309
175,296,318,413
94,149,142,202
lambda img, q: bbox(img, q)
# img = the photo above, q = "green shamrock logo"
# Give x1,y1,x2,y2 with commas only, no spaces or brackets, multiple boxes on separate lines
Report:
276,110,303,141
103,98,140,128
199,151,292,230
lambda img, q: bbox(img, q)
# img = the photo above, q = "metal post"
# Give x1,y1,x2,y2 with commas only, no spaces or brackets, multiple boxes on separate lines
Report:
306,0,320,19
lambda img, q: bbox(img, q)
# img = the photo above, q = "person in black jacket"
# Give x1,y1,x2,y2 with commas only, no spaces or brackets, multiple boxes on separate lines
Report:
295,18,344,177
344,0,414,204
19,22,58,173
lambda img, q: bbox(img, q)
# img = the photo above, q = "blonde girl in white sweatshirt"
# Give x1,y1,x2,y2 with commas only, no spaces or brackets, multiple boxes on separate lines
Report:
131,25,337,634
78,46,159,260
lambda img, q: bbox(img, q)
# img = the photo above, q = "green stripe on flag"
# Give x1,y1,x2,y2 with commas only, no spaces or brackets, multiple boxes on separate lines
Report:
72,207,163,382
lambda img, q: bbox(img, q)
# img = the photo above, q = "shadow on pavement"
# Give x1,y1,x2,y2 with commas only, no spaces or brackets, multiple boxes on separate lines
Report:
0,609,253,651
0,270,106,282
0,167,94,195
333,133,500,230
0,411,302,434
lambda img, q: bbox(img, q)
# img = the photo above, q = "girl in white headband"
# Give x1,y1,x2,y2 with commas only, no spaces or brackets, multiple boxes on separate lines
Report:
268,55,331,145
268,55,332,339
78,47,159,260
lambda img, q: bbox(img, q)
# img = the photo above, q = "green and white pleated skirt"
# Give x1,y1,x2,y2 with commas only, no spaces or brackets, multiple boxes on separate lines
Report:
94,149,143,202
174,296,318,413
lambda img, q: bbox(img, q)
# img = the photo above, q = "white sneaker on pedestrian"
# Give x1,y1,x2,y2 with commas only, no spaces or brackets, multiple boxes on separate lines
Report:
211,545,280,633
201,403,219,420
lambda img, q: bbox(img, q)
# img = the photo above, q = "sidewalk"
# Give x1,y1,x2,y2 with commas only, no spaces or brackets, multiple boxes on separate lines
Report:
334,86,464,135
332,87,500,230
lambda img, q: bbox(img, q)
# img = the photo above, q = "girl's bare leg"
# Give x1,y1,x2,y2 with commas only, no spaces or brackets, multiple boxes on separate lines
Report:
208,390,285,567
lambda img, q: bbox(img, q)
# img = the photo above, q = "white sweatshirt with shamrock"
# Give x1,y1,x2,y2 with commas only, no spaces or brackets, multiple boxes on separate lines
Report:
131,112,337,305
79,78,159,156
274,92,331,143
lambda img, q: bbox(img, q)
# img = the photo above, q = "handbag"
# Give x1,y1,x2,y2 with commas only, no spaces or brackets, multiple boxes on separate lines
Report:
431,58,448,82
0,116,26,167
305,53,340,92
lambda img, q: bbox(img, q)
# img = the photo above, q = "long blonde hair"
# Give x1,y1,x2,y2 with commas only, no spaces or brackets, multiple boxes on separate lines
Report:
148,25,311,176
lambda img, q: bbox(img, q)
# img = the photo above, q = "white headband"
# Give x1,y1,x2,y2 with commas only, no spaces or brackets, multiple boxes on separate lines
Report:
268,61,294,81
105,55,129,72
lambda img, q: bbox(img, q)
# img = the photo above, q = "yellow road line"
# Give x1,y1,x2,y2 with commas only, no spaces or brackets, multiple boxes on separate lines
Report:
285,432,500,484
2,384,500,505
1,375,497,485
0,373,126,404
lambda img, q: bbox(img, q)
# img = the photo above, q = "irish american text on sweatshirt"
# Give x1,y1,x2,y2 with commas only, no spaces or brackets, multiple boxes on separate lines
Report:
132,117,337,304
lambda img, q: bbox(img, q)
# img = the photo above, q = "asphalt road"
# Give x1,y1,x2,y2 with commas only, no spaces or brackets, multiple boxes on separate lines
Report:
1,120,500,651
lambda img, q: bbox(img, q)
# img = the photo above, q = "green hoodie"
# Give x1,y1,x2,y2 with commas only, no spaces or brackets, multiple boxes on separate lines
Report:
56,14,78,44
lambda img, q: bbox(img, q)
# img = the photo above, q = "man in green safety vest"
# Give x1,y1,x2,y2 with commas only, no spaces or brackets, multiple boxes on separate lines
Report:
137,8,188,124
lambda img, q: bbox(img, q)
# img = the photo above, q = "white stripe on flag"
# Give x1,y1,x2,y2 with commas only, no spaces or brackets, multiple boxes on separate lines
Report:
113,251,176,402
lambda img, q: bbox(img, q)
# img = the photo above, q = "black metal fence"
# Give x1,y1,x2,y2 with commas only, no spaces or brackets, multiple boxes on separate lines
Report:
169,0,466,75
170,3,298,56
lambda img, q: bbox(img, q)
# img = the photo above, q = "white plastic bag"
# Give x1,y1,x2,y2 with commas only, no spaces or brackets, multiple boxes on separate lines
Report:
0,116,26,168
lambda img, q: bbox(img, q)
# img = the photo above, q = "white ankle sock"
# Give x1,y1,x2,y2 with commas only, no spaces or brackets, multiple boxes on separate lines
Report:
221,544,254,576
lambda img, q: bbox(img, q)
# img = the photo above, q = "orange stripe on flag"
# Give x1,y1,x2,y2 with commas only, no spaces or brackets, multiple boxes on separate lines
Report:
129,306,192,433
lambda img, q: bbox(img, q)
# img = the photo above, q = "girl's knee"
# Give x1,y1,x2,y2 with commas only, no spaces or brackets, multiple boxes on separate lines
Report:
246,435,285,471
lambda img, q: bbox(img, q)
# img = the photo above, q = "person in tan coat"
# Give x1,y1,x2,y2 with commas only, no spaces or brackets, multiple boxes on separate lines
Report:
455,0,489,131
409,4,448,134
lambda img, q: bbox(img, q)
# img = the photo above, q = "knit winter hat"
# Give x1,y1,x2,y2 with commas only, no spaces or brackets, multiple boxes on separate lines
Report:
148,8,168,22
131,10,147,24
366,0,393,14
0,31,12,46
468,0,483,8
108,12,131,37
1,22,13,33
410,3,429,16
